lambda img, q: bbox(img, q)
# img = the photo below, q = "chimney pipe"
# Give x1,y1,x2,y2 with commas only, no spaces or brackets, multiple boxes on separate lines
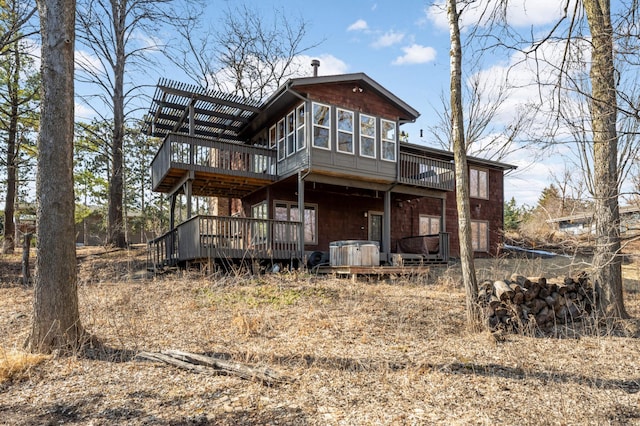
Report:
311,59,320,77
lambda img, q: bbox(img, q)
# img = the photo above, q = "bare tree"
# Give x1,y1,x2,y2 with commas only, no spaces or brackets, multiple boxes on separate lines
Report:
447,0,480,328
0,0,37,54
28,0,83,353
584,0,628,318
75,0,200,247
167,3,321,99
0,0,40,254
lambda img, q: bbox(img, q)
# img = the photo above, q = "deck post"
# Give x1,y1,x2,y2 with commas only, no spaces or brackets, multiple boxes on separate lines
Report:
383,190,391,260
297,171,305,262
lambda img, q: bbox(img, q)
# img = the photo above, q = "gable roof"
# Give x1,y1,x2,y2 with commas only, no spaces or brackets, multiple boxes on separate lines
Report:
241,73,420,136
143,73,419,140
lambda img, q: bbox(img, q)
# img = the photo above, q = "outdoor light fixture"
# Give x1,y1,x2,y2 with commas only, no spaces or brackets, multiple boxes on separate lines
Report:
352,85,363,93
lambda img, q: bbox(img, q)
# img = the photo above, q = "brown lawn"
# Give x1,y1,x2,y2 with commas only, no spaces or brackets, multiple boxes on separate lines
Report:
1,246,639,425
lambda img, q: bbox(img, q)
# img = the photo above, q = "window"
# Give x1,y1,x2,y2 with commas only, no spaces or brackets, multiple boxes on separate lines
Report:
251,202,269,245
381,119,396,162
296,104,306,150
419,215,441,235
274,201,317,244
360,114,376,158
269,125,276,149
471,220,489,252
287,112,295,156
312,102,331,149
470,168,488,199
336,108,354,154
277,119,285,161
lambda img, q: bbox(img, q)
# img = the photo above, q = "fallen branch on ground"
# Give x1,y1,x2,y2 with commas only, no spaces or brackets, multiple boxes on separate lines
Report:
136,349,291,386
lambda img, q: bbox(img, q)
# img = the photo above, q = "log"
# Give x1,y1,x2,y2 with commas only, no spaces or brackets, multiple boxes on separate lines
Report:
510,274,531,288
493,280,514,302
136,350,290,385
163,349,290,385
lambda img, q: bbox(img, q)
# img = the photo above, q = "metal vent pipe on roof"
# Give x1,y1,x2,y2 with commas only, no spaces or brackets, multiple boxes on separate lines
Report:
311,59,320,76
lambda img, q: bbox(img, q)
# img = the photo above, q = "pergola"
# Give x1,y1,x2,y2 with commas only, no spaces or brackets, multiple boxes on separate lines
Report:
142,78,263,140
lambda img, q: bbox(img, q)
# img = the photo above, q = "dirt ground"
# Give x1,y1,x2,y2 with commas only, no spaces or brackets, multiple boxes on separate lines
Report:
1,246,640,425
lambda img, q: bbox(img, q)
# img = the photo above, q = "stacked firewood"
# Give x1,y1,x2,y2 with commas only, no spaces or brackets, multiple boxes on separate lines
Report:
478,272,596,331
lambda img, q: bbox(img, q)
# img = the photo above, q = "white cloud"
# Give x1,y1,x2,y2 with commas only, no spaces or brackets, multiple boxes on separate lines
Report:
392,44,436,65
75,49,104,75
75,102,97,122
426,0,568,31
371,31,405,48
291,54,349,77
347,19,368,32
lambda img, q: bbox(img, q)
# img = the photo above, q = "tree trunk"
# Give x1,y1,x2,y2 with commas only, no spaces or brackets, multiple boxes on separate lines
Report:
448,0,480,328
583,0,628,319
107,0,126,248
2,45,21,255
28,0,83,353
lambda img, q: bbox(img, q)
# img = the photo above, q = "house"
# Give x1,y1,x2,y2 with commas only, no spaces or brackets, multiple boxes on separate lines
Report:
144,69,515,270
546,205,640,236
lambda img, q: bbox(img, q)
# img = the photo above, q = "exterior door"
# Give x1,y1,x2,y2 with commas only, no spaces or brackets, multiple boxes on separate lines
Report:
368,212,383,251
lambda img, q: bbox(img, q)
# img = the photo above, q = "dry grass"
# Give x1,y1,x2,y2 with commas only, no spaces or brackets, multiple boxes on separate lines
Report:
1,247,640,425
0,349,49,384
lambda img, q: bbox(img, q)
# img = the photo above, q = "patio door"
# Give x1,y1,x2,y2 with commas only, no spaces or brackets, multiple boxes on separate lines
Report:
368,212,383,251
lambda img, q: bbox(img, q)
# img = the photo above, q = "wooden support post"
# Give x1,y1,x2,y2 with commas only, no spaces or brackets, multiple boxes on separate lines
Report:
297,172,305,262
383,190,391,257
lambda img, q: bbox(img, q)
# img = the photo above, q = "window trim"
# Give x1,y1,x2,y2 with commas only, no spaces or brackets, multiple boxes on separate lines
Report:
312,102,331,151
277,118,285,161
471,220,489,252
336,108,355,155
419,214,441,235
381,119,397,162
296,103,306,151
286,111,295,157
359,113,376,159
469,167,489,200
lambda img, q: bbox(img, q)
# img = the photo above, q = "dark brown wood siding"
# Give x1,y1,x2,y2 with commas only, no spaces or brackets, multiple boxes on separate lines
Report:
445,167,505,258
295,82,408,120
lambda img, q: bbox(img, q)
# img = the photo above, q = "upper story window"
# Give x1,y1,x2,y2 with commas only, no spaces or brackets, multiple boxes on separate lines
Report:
337,108,354,154
269,126,276,149
286,112,295,156
277,119,285,161
296,104,305,150
470,167,488,199
312,102,331,150
381,119,396,162
360,114,376,158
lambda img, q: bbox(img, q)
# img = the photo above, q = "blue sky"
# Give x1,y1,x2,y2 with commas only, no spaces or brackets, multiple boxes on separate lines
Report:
73,0,589,207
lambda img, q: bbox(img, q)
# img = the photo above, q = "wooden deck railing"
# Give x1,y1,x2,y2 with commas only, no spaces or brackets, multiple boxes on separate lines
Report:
151,133,277,191
398,152,455,191
148,215,303,268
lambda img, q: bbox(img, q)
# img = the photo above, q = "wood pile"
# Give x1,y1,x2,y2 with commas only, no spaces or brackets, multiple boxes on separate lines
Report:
478,272,596,331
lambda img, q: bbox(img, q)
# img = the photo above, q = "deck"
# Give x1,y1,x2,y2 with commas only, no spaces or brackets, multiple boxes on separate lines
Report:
150,133,455,196
148,215,303,270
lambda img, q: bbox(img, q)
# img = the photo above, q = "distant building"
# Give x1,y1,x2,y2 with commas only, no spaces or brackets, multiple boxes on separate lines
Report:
546,205,640,236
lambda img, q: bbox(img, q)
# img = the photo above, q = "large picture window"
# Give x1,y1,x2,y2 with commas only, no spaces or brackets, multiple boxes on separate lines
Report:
381,119,396,162
274,201,317,244
360,114,376,158
471,220,489,252
312,102,331,150
337,108,354,154
470,168,488,199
